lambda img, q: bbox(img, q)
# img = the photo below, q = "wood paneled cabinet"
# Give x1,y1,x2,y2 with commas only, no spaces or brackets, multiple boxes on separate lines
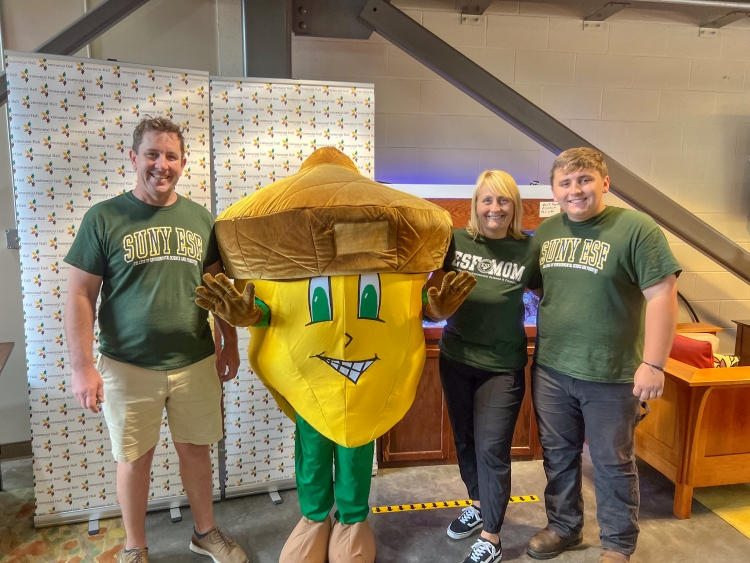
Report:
378,326,542,467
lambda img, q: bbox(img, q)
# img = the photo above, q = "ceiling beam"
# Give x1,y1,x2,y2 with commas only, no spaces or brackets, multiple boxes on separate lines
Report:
290,0,372,39
242,0,292,78
584,2,630,21
700,10,750,28
461,1,494,15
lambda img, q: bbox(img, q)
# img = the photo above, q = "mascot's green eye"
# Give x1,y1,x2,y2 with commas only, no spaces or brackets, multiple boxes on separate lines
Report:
309,277,332,323
358,274,381,321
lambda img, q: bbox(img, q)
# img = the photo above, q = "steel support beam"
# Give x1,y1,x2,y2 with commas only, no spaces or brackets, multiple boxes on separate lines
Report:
242,0,292,78
291,0,372,40
359,0,750,284
461,1,494,15
0,0,152,106
34,0,151,54
585,2,630,21
630,0,750,9
701,10,750,28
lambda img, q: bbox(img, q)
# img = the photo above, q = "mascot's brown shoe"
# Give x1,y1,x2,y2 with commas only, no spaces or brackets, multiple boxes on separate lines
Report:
279,516,332,563
328,519,376,563
526,527,583,559
599,548,630,562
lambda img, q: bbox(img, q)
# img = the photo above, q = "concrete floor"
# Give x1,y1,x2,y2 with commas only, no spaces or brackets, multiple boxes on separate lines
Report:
2,451,749,563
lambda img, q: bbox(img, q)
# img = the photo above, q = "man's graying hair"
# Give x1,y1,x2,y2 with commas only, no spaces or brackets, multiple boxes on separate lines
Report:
132,116,185,158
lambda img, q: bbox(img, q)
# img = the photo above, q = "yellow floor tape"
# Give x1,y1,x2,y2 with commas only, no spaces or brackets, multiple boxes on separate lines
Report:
372,495,539,514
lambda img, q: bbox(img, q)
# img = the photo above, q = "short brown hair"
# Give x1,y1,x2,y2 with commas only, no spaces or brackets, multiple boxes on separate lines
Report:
132,116,185,158
550,147,608,185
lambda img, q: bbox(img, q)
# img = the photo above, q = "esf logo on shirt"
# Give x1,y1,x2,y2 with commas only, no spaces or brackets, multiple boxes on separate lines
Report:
452,251,525,283
122,227,204,263
539,237,610,272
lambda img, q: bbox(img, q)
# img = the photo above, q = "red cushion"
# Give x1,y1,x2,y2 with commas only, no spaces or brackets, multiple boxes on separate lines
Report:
669,334,713,369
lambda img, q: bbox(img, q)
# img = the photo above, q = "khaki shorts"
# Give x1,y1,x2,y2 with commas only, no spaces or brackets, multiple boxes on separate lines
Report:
98,354,223,463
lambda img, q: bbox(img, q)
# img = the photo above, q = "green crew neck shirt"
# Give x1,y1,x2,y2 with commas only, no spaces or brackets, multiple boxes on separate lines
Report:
438,229,541,372
64,191,220,370
532,206,681,383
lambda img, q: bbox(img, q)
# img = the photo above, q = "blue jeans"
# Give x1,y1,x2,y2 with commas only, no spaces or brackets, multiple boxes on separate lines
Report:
532,363,641,555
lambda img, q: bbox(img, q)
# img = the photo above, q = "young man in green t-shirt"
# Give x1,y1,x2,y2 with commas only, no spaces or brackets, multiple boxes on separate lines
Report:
64,117,249,563
526,148,680,563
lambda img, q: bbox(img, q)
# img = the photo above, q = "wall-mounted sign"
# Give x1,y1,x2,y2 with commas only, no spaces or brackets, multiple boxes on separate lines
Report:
539,201,561,218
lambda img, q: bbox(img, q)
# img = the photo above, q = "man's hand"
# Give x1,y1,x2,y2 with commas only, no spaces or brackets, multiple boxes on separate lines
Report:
195,273,261,327
633,362,664,401
215,343,241,383
425,271,477,321
72,364,104,413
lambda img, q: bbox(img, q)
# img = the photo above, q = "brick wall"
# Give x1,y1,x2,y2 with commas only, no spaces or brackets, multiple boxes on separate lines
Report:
292,0,750,352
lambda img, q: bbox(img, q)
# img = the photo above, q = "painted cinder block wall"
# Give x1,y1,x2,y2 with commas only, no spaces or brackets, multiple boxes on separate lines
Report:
292,0,750,354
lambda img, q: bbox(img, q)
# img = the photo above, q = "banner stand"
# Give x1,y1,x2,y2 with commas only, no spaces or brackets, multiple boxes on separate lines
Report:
5,51,216,527
210,76,377,497
33,490,222,528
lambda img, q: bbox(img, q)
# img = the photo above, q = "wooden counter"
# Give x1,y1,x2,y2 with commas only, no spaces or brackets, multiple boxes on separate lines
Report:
377,326,541,467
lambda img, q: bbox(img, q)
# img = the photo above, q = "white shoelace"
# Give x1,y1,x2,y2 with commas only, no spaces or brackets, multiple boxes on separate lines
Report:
469,539,497,562
459,505,481,524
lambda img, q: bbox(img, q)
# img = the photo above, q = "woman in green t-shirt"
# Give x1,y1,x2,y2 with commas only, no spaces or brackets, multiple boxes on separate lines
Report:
425,170,541,563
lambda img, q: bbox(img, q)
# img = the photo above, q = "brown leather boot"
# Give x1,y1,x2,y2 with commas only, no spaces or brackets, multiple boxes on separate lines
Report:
599,548,630,562
279,516,331,563
526,527,583,559
328,519,376,563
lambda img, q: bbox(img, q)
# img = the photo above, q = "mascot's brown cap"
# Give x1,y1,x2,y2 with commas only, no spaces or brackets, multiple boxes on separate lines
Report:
215,147,452,280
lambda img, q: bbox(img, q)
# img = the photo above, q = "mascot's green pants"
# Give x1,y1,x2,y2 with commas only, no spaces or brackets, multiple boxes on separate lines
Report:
295,415,374,524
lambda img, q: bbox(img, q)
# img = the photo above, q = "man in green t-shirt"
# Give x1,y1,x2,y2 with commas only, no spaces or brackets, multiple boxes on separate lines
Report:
64,117,249,563
525,148,680,563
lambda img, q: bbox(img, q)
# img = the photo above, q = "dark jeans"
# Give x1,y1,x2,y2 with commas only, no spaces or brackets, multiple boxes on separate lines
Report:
439,353,525,534
532,363,641,555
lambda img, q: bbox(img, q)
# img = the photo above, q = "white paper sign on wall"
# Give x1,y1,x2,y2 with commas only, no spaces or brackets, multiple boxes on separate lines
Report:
539,201,561,217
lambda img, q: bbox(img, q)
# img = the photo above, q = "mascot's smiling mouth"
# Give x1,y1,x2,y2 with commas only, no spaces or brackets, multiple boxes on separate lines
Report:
314,354,379,384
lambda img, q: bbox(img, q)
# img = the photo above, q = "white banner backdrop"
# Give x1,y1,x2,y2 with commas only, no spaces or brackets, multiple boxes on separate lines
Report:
6,52,217,526
210,77,375,497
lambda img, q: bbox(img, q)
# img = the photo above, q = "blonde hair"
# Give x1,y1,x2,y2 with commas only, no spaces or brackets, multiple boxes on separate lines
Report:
467,170,525,240
550,147,608,185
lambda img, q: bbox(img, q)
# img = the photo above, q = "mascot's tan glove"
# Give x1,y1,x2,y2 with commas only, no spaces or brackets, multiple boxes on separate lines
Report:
195,273,262,327
425,271,477,322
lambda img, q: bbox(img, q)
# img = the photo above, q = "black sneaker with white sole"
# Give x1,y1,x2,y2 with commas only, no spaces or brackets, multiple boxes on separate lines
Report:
447,505,483,540
461,538,502,563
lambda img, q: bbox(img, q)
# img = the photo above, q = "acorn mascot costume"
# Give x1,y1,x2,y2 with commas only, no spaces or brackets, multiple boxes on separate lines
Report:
196,147,475,562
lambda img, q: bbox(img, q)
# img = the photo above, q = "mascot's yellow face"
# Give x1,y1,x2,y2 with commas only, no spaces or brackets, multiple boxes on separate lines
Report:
245,272,428,448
